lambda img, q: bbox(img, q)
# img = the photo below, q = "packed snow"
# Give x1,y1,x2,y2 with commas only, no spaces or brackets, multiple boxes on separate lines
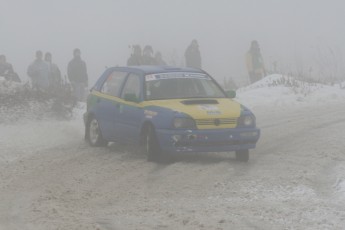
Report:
237,74,345,108
1,74,345,229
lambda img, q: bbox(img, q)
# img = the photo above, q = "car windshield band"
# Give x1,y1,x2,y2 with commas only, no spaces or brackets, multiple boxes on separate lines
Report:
145,72,210,81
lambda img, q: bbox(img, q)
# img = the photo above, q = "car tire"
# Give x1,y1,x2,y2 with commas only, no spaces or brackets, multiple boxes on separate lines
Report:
86,118,108,147
235,149,249,162
143,125,164,162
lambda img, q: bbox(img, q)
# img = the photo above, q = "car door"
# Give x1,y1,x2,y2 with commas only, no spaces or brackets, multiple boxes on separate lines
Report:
116,73,143,144
96,71,128,141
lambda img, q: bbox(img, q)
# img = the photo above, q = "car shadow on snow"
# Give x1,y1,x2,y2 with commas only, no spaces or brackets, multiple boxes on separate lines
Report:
166,152,248,165
107,142,250,165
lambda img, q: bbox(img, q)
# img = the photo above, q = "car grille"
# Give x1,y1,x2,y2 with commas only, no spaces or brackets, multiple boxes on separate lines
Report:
195,118,237,126
175,140,256,147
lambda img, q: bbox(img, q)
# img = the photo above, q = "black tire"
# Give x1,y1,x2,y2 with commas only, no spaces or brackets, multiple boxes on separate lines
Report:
235,149,249,162
142,125,170,162
86,118,108,147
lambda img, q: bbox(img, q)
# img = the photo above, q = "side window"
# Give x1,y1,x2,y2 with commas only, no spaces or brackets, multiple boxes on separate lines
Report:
101,71,127,97
121,74,141,101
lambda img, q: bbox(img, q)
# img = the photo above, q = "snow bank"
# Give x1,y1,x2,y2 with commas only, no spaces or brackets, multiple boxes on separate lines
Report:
0,77,77,123
236,74,345,109
0,76,24,94
333,164,345,201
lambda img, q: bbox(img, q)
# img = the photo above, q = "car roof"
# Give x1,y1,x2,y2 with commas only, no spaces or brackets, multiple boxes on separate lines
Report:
93,65,208,91
106,65,205,75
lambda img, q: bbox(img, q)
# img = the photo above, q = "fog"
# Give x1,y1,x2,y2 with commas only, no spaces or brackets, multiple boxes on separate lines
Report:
1,0,345,85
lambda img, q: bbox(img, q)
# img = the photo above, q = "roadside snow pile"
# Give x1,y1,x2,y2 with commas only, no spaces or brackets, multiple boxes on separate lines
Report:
334,178,345,193
0,77,24,95
0,77,77,123
236,74,345,108
341,81,345,89
333,164,345,200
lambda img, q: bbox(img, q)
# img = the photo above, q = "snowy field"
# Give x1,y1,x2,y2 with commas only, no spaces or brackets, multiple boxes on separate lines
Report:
1,74,345,229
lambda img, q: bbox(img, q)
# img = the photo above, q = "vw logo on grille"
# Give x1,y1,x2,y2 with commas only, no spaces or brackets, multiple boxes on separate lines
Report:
214,119,220,126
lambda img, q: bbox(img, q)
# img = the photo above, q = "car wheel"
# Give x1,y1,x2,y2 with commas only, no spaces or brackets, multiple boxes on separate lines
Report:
87,118,108,147
235,149,249,162
143,125,162,162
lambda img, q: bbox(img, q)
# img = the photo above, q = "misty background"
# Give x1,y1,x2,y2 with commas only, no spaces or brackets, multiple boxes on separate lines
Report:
1,0,345,86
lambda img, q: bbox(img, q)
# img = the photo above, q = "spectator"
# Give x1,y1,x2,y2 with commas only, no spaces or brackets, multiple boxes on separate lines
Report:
27,50,50,90
127,45,142,66
141,45,156,65
44,52,62,90
185,39,202,69
154,51,167,66
67,48,88,101
245,40,266,84
0,55,21,82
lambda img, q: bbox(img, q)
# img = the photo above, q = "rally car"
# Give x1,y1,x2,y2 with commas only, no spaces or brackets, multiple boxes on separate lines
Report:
84,66,260,162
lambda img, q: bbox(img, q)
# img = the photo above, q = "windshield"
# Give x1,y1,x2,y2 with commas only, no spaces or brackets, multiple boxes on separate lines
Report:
145,72,226,100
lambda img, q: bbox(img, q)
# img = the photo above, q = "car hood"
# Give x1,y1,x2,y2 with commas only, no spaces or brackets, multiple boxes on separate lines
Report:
144,98,241,119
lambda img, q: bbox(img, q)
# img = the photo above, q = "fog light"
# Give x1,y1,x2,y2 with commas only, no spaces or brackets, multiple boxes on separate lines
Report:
240,131,258,137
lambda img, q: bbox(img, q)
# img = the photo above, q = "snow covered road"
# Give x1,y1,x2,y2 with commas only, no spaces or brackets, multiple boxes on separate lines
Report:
1,101,345,230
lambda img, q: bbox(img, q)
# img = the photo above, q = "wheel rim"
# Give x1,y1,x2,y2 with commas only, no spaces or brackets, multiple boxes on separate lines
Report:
89,119,100,144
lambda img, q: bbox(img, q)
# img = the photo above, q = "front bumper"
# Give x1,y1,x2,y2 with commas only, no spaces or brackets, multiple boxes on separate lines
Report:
155,127,260,154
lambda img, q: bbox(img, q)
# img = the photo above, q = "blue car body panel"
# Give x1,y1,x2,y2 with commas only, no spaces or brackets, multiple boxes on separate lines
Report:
85,66,260,154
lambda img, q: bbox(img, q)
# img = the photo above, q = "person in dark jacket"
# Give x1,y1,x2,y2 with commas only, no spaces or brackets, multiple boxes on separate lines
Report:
141,45,156,65
67,48,88,101
27,50,50,90
45,52,62,90
245,40,266,84
0,55,21,82
154,51,166,66
127,45,142,66
185,39,202,69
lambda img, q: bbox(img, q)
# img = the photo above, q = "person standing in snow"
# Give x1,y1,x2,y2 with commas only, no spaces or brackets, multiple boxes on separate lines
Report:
184,39,202,69
67,48,88,101
44,52,62,90
141,45,156,65
154,51,167,66
27,50,50,90
0,55,21,82
127,45,142,66
246,40,266,84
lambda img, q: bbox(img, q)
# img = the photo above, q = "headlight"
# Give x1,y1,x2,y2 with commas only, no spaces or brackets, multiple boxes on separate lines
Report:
238,115,255,127
173,117,196,129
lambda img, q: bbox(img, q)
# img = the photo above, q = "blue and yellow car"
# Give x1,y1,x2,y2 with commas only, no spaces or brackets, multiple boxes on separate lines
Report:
84,66,260,162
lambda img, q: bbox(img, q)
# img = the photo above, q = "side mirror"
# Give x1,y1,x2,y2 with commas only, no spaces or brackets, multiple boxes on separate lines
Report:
124,93,140,103
225,90,236,98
